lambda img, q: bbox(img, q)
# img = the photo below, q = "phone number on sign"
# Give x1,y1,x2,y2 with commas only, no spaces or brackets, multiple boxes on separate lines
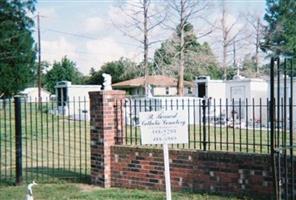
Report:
152,129,176,135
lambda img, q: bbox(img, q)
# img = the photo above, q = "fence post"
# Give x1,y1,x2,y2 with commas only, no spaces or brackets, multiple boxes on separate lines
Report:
14,96,22,185
202,98,207,151
89,90,126,188
270,57,279,200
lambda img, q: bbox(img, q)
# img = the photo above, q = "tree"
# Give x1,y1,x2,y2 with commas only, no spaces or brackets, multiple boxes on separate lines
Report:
167,0,209,96
154,39,177,76
218,1,246,78
0,0,36,97
85,58,140,86
262,0,296,56
28,60,49,88
240,54,257,77
154,22,221,81
113,0,166,87
246,13,264,73
185,42,222,80
44,57,83,93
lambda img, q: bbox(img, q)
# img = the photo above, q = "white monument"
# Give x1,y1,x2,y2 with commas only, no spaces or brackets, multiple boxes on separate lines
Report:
102,73,112,91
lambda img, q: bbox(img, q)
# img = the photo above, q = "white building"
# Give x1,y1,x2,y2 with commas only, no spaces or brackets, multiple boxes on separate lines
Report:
195,76,226,100
272,76,296,129
195,75,269,126
55,81,100,119
272,76,296,102
227,75,269,125
19,87,51,102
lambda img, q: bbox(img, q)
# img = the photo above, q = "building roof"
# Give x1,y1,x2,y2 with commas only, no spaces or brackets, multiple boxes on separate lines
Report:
112,75,193,88
19,87,50,95
55,81,100,88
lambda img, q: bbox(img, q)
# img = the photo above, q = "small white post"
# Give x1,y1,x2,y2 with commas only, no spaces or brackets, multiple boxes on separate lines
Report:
163,143,172,200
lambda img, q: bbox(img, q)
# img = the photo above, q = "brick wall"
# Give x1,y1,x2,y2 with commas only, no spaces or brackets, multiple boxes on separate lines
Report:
111,146,274,199
89,91,295,199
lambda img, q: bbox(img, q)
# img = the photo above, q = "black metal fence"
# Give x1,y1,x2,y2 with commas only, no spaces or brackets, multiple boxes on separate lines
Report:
0,97,90,185
122,97,283,153
270,57,296,200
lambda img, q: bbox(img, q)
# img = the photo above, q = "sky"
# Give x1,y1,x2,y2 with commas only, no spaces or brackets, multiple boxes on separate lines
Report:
34,0,266,75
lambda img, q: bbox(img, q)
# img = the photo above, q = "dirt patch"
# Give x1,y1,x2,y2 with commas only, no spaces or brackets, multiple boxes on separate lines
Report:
77,184,102,192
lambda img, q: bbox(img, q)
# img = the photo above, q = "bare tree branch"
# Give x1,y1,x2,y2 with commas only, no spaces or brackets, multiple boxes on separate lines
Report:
166,0,209,96
211,0,249,78
245,12,264,73
112,0,167,94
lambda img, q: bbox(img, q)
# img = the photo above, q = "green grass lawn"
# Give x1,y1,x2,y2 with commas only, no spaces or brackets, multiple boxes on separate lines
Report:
0,184,252,200
0,101,90,183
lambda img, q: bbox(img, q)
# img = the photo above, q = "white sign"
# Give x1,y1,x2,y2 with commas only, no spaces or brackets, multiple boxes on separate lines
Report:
139,110,188,200
139,110,188,145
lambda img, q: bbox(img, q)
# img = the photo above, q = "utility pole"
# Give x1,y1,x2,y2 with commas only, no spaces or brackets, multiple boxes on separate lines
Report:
37,13,41,107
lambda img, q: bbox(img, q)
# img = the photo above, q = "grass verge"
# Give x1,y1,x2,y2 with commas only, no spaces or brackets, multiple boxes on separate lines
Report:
0,183,253,200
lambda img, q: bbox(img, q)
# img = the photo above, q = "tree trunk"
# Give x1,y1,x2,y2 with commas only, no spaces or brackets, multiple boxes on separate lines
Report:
178,27,184,96
233,40,236,68
178,45,184,96
221,2,227,80
177,0,185,96
143,0,149,96
255,17,260,74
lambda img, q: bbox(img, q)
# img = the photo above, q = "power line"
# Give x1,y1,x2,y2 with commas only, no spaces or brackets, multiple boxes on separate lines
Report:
43,28,140,47
45,28,97,40
1,25,141,61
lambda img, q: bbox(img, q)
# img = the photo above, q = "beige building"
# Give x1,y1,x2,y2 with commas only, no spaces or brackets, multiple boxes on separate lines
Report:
112,75,194,96
19,87,51,102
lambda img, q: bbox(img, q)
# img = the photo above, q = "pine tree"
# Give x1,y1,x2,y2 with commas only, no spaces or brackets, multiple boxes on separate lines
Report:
262,0,296,56
154,22,220,80
0,0,37,97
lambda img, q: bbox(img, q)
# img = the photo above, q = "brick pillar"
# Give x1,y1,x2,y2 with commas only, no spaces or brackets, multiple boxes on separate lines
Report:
89,90,126,187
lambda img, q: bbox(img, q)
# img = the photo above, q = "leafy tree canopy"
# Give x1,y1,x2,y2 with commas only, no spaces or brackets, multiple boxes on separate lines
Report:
44,57,84,93
262,0,296,56
85,57,140,86
153,22,221,81
0,0,37,97
238,54,267,78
